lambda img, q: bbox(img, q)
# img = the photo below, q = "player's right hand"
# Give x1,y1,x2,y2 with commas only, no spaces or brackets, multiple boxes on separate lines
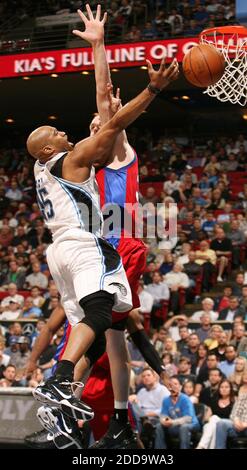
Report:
146,57,180,91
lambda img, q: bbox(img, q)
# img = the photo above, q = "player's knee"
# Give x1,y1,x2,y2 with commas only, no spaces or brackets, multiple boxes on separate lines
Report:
79,290,114,336
85,334,106,366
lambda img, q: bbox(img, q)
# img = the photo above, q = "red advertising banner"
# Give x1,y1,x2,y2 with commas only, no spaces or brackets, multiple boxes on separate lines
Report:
0,38,200,79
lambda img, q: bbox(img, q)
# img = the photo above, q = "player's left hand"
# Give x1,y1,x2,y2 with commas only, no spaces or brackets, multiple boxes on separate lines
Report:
72,4,107,45
106,84,122,114
147,57,180,91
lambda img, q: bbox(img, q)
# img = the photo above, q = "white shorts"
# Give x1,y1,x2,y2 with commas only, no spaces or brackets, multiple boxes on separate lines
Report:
46,229,132,326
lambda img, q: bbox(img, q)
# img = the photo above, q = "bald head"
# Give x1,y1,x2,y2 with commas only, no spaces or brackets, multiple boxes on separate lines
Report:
26,126,73,160
26,126,55,159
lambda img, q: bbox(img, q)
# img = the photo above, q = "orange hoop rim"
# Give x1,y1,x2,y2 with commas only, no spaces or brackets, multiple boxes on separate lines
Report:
199,25,247,38
199,25,247,51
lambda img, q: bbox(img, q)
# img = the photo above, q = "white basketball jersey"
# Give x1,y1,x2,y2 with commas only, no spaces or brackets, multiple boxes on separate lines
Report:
34,152,103,240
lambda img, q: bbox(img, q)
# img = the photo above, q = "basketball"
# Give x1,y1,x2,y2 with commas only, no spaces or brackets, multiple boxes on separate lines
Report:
182,43,225,88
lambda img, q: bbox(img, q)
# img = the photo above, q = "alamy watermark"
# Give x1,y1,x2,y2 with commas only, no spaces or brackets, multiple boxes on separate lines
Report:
76,201,178,249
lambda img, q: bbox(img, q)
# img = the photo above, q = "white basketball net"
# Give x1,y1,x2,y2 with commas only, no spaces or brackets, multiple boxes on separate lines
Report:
200,30,247,106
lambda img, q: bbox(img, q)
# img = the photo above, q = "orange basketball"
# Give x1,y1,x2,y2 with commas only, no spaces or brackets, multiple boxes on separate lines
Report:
182,43,225,88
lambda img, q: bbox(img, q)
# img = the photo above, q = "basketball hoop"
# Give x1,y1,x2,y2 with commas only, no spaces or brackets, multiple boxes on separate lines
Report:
199,25,247,106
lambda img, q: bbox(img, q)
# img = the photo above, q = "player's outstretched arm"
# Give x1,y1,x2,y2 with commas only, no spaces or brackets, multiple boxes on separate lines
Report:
63,57,179,179
73,4,112,123
73,4,130,162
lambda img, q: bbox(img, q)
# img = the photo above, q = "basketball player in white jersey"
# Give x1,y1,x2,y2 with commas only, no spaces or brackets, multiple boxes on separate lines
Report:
27,8,179,444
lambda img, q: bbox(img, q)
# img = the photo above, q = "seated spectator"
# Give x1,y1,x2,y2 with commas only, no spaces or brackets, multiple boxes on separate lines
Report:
141,21,156,40
159,252,174,276
239,285,247,313
0,301,21,321
0,364,20,387
229,357,247,395
28,367,44,388
30,286,45,308
163,336,180,365
210,330,229,362
182,333,200,370
41,283,59,318
161,353,177,378
152,326,168,358
183,251,202,296
196,379,235,449
20,297,42,319
195,353,219,397
176,325,191,354
181,211,194,234
219,345,237,378
0,283,24,310
189,219,207,242
194,240,216,291
163,172,181,195
199,368,223,406
182,380,198,404
233,272,245,297
210,227,233,282
207,188,225,211
177,242,191,266
124,25,141,42
30,318,46,347
205,324,224,350
191,187,207,207
228,220,246,268
164,263,189,315
201,211,216,237
184,18,201,36
191,298,218,322
11,226,28,246
175,357,196,385
1,260,26,289
152,10,172,38
146,271,170,328
155,377,200,449
194,343,208,377
164,315,191,343
26,262,48,289
218,296,245,321
216,201,233,225
214,285,233,312
168,8,184,35
5,321,22,349
5,181,23,202
137,279,153,315
194,313,212,342
10,336,31,378
230,324,247,355
130,367,169,431
215,394,247,448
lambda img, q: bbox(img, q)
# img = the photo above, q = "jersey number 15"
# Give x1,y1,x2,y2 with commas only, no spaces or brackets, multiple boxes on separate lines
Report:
37,187,55,221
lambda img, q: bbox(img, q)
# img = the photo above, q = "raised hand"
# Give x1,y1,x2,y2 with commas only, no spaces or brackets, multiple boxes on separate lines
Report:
106,83,122,115
146,57,179,91
72,4,107,45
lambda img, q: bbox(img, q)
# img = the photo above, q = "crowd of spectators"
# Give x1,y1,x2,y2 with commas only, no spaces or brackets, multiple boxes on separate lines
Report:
0,1,237,52
0,128,247,448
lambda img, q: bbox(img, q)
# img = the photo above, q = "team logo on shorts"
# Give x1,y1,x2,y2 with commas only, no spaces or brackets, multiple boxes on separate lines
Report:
109,282,127,297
